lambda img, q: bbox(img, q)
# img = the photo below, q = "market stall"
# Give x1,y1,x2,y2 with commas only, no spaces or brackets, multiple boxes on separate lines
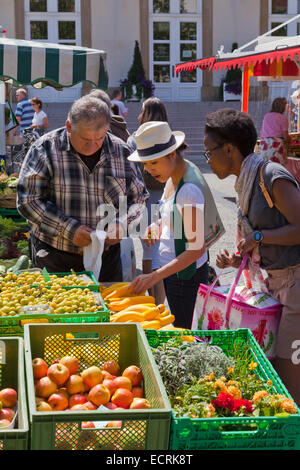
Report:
0,36,108,172
175,17,300,183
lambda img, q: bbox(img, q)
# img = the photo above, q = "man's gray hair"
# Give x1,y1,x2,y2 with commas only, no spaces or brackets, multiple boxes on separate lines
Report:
68,95,110,129
89,88,111,110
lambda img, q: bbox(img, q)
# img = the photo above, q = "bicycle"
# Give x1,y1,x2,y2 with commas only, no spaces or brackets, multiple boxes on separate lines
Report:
7,128,40,175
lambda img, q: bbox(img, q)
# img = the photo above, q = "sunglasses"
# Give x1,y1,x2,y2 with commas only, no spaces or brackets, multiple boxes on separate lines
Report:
203,144,224,161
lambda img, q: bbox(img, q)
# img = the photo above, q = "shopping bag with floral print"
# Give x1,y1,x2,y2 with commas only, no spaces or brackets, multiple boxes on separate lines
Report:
191,254,282,359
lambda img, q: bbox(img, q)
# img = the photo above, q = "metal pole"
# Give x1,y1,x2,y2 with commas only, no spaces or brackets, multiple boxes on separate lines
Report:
0,81,6,172
235,14,300,53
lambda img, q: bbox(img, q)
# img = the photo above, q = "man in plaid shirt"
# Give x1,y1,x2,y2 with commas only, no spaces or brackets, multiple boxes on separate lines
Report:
17,95,148,281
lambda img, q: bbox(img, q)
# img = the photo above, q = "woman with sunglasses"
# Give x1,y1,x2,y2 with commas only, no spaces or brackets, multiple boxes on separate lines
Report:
128,121,224,329
204,107,300,406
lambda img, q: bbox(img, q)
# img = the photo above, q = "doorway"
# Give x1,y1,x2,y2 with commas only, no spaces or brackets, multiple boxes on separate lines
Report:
149,0,202,101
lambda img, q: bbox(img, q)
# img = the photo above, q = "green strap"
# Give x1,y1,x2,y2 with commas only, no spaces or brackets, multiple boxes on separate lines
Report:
172,178,197,280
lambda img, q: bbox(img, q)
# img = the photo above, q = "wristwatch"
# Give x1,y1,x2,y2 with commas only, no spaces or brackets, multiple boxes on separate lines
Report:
253,230,263,245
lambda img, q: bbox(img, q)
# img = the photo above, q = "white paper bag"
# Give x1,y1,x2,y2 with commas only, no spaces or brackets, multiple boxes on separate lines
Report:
83,229,107,280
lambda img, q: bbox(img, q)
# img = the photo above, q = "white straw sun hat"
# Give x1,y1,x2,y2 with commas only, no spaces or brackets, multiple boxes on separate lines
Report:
128,121,185,162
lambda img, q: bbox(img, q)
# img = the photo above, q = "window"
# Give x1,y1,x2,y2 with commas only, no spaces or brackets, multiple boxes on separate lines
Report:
153,0,170,13
272,0,288,13
271,22,288,35
180,22,197,40
153,22,170,40
25,0,81,45
30,0,47,11
30,20,48,39
180,0,197,13
58,0,75,11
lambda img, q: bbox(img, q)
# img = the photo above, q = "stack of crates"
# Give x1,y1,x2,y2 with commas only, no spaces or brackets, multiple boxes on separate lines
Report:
146,328,300,451
24,322,171,450
0,337,29,450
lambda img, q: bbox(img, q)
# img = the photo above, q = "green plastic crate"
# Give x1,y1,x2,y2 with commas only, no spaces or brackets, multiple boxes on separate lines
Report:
0,294,110,337
0,208,26,222
24,323,171,450
146,328,300,451
29,271,100,292
0,337,29,449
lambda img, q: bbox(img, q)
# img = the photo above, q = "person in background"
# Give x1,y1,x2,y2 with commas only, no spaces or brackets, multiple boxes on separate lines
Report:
89,89,130,143
129,121,224,329
127,97,169,304
17,95,148,281
258,97,289,166
13,88,35,135
205,108,300,406
30,97,49,136
111,89,128,118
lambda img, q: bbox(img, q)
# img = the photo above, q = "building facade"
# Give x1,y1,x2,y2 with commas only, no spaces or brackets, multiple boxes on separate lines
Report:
1,0,298,101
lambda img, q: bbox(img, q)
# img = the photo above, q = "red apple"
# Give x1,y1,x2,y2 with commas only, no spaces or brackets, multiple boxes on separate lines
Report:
122,365,143,386
36,401,52,412
48,392,68,411
102,360,121,377
0,388,17,408
111,376,132,391
101,370,115,381
84,401,97,410
111,388,134,409
88,384,110,407
132,386,144,398
0,408,15,422
69,404,89,411
47,363,70,387
35,377,57,398
59,356,79,375
105,421,122,428
81,366,103,389
32,358,48,380
69,394,87,408
105,402,118,410
129,398,151,409
102,379,118,397
66,375,85,395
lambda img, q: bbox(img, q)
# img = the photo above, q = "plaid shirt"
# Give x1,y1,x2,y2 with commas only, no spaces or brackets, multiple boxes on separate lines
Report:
17,127,148,254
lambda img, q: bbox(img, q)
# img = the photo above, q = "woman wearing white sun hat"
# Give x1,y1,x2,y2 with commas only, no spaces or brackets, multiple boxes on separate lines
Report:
128,121,225,329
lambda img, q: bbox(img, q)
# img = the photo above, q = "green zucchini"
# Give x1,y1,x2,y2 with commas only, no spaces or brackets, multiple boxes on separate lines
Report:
10,255,30,273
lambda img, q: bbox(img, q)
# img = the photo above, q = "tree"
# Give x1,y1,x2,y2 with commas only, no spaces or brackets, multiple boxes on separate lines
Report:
128,40,145,85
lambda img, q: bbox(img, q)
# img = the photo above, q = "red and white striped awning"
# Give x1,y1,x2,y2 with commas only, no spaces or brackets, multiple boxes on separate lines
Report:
175,44,300,74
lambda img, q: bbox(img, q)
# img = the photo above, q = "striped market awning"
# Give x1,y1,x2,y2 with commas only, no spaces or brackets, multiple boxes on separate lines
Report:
0,37,108,90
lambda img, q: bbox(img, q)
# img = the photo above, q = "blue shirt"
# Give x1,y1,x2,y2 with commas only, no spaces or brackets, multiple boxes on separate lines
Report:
15,98,35,131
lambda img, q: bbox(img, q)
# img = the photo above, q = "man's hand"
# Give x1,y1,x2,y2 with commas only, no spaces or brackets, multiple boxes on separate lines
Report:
105,223,125,247
73,225,93,247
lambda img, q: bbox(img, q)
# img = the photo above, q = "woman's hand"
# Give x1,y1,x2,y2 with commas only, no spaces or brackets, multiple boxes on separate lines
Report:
143,222,161,247
130,272,159,295
216,249,243,269
237,233,257,258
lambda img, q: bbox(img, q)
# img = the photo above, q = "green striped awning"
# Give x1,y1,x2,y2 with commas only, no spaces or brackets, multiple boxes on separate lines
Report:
0,38,108,90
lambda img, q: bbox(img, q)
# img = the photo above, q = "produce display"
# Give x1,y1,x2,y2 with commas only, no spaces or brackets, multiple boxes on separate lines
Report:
0,387,18,429
15,269,96,288
151,336,298,419
101,282,175,329
0,217,29,260
0,273,102,316
33,355,150,417
0,174,18,197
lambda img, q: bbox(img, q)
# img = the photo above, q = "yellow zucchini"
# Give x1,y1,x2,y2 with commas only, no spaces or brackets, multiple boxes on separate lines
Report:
159,314,175,327
140,320,161,330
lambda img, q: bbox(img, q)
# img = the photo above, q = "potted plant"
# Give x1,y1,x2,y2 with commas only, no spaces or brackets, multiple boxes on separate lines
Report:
121,41,155,101
222,42,242,102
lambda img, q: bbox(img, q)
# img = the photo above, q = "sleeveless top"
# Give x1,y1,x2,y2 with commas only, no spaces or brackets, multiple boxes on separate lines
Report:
248,161,300,270
173,160,225,280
